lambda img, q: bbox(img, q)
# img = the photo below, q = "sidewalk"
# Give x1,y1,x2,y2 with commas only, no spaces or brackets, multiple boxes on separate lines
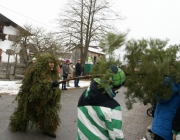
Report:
59,79,91,90
0,79,91,95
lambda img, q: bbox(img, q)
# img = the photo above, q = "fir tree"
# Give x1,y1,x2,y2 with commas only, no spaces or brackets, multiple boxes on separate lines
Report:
90,57,122,92
9,53,61,134
123,38,180,109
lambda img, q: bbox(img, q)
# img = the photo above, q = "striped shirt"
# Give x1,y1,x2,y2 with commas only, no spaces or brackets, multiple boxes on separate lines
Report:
77,80,124,140
77,106,123,140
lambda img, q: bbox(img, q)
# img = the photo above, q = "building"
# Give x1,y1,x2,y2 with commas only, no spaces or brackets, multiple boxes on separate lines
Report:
0,13,25,79
0,13,22,62
71,45,105,65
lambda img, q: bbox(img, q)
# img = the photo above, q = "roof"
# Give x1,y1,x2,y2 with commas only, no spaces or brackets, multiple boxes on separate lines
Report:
71,45,105,55
88,46,105,55
0,13,20,28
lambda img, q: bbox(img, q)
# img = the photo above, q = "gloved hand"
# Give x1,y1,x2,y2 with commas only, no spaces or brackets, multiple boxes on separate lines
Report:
105,86,116,98
52,81,59,87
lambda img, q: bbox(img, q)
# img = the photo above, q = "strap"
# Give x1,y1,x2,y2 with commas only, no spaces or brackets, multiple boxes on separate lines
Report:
85,87,90,97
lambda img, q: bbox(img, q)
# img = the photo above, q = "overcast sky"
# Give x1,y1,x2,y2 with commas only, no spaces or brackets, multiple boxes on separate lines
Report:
1,0,180,60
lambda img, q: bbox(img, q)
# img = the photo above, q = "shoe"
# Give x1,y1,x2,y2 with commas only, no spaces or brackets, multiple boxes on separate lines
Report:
77,86,80,87
148,129,152,133
62,89,68,90
43,132,56,138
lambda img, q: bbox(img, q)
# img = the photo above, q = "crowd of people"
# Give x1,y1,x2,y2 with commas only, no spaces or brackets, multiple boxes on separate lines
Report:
59,58,83,90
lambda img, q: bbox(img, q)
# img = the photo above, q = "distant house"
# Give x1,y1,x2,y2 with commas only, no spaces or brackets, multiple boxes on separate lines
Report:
0,13,23,62
71,45,105,65
0,13,26,79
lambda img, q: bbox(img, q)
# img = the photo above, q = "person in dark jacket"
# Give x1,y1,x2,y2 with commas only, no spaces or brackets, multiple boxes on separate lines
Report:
172,105,180,140
77,65,126,140
62,59,70,90
74,59,82,87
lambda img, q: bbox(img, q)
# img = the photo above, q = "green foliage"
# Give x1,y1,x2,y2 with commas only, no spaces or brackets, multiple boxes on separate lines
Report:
90,57,122,91
99,32,127,60
123,38,180,109
9,53,61,132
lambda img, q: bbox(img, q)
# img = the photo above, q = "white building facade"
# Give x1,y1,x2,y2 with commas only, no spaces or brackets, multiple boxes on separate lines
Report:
0,25,17,62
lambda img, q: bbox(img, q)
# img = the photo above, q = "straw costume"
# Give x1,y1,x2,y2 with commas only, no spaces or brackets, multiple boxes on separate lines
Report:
9,53,61,138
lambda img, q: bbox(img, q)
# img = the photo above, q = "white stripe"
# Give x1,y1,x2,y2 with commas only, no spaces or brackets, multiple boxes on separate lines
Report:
86,106,106,129
112,109,122,120
100,107,112,121
108,128,124,139
77,128,88,140
78,108,108,140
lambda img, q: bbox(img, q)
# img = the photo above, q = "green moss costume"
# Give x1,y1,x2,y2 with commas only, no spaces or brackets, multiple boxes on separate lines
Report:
9,54,61,134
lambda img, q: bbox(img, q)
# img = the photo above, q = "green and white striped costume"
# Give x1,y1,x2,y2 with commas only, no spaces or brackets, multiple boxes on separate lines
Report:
77,80,124,140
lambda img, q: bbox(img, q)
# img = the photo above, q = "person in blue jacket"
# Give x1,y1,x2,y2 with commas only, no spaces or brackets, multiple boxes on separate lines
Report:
152,77,180,140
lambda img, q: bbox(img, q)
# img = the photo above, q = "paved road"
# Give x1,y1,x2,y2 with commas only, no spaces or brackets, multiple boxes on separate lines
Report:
0,87,151,140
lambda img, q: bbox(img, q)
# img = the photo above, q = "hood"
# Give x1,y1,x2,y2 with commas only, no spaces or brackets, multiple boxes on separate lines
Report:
86,80,111,105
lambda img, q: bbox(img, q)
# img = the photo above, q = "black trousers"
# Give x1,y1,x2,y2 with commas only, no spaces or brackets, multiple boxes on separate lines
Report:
62,75,68,89
154,133,165,140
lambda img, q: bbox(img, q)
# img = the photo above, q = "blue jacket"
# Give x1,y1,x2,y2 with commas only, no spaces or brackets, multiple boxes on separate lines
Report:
152,77,180,140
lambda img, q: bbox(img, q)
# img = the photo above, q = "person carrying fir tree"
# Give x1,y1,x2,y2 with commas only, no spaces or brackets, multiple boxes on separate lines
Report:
9,53,61,138
77,65,126,140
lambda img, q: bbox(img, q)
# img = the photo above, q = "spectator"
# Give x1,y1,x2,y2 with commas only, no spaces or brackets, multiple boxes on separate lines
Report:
0,25,3,33
9,53,61,138
172,105,180,140
62,59,70,90
27,57,36,67
0,48,2,61
58,59,63,79
58,65,61,77
152,77,180,140
32,57,36,63
77,65,126,140
74,59,82,87
67,63,74,87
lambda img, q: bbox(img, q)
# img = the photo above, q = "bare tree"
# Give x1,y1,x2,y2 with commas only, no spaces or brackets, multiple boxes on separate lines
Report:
11,24,63,68
56,0,123,66
11,24,32,67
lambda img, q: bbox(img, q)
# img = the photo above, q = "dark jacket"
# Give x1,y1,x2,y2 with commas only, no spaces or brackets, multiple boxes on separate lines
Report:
75,63,81,75
63,63,69,76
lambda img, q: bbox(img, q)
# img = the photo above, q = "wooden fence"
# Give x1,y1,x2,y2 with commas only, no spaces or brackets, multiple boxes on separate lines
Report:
0,61,25,80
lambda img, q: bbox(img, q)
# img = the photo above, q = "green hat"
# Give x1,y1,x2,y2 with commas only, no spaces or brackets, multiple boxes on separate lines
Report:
109,65,126,87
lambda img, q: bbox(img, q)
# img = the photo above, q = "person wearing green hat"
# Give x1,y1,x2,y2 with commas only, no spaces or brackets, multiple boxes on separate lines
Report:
77,65,126,140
